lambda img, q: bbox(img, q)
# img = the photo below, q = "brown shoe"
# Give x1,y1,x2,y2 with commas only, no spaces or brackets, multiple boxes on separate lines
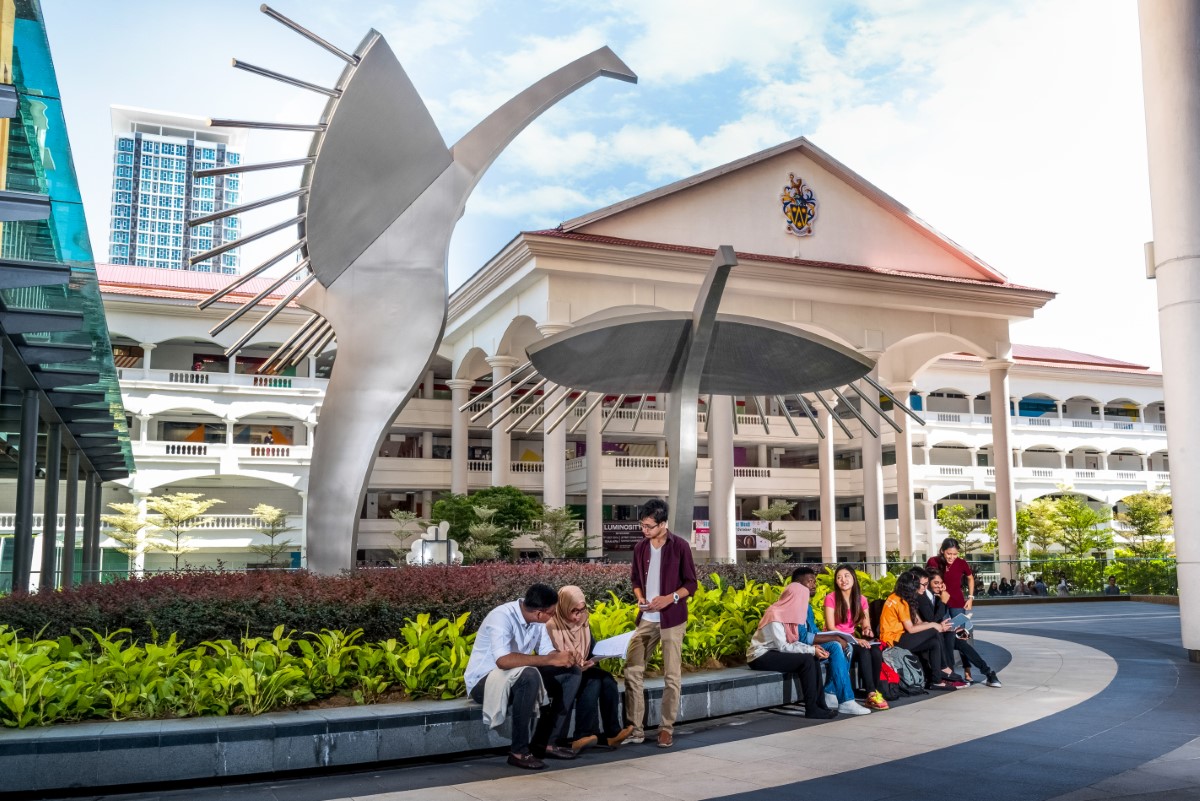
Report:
543,745,577,760
570,734,598,753
657,729,673,748
607,725,635,748
507,752,546,770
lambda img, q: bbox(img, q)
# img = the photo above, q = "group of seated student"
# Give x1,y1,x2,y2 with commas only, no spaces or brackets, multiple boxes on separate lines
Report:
879,566,1004,689
746,565,882,716
464,582,635,771
466,556,1005,769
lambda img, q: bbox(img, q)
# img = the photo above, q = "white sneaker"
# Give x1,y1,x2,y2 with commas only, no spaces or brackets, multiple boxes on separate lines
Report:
824,692,838,708
838,700,871,715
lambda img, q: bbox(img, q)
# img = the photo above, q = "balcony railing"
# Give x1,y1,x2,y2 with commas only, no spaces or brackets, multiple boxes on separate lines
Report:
914,464,1169,486
136,442,311,461
0,513,85,532
118,367,327,391
466,460,545,473
923,411,1167,434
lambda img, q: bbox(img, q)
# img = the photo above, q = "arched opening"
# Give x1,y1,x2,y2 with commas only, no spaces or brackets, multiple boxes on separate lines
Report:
1062,395,1102,427
1107,448,1144,472
929,440,972,467
1015,392,1059,421
924,388,973,415
1020,444,1064,470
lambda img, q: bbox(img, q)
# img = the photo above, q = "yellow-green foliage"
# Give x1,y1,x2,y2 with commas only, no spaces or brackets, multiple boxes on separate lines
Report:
1,570,903,728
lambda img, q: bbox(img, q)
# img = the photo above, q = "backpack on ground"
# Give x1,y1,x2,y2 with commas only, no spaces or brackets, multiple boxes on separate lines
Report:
882,645,927,696
878,661,902,701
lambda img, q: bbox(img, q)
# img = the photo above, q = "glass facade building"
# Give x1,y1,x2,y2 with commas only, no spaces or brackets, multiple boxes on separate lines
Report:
108,106,245,273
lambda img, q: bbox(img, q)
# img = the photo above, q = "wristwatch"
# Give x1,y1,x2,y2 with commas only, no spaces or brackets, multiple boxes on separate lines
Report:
967,595,975,600
672,592,680,604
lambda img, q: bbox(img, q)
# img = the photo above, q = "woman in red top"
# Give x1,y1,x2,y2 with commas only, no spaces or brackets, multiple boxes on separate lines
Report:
926,537,975,678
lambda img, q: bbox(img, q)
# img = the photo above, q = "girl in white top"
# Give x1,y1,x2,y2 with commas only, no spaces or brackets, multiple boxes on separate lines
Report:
746,583,837,719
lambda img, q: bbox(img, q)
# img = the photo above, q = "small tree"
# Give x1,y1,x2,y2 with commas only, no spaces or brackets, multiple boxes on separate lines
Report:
751,499,796,559
1117,490,1173,557
1053,493,1113,558
1023,497,1063,555
101,502,151,570
388,509,430,565
935,504,987,554
463,506,512,563
431,486,541,558
247,503,296,567
530,506,584,559
145,492,224,571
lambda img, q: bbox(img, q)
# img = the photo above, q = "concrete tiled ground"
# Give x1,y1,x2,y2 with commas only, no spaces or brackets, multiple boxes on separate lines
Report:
24,602,1200,801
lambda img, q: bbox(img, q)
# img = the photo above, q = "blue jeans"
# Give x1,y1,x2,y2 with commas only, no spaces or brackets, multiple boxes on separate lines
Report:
821,641,855,703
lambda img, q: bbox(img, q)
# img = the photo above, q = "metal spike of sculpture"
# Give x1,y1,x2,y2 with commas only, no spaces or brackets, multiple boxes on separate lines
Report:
199,5,636,573
463,248,926,539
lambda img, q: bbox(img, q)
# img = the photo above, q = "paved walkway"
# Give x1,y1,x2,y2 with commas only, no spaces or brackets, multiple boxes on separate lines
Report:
39,602,1200,801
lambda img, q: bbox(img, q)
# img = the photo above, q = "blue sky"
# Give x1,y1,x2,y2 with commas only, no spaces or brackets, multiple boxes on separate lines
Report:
42,0,1157,367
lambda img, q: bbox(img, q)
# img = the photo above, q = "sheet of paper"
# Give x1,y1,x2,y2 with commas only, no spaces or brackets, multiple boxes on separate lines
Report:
591,630,634,659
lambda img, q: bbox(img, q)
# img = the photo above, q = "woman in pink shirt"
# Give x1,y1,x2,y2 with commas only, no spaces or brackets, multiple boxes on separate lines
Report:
824,565,888,710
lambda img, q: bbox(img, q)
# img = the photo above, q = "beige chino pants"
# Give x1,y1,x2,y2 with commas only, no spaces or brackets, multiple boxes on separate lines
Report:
623,617,686,735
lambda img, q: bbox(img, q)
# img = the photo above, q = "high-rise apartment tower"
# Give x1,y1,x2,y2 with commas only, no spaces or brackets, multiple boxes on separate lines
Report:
108,106,246,273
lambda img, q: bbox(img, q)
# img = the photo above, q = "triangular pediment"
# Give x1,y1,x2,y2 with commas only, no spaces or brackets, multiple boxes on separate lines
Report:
564,137,1004,283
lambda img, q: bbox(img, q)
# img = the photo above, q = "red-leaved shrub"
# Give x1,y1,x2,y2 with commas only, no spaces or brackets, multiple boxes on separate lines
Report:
0,562,805,644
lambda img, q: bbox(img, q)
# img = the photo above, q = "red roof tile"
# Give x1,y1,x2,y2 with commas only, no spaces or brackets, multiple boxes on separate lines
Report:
524,229,1050,293
98,263,293,304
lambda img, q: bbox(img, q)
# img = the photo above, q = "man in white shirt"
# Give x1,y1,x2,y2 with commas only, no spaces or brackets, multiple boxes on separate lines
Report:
465,583,581,770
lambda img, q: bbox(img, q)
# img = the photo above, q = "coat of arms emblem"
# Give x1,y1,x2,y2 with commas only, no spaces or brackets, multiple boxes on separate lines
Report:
781,173,817,237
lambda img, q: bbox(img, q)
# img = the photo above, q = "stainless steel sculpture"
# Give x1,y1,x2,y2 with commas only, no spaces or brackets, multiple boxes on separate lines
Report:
468,248,925,537
199,5,636,573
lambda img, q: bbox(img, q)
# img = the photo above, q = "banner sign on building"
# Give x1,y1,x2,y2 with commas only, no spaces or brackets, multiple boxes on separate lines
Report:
601,521,644,551
690,520,771,551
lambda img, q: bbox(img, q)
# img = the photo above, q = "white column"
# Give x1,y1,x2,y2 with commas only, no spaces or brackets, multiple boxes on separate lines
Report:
922,443,932,466
422,370,435,400
818,399,837,563
709,395,736,563
585,399,603,559
132,489,149,575
307,354,317,378
987,359,1017,580
421,490,433,518
304,420,316,446
655,439,667,458
1059,451,1068,470
224,416,235,447
1141,454,1149,472
969,446,980,466
756,443,768,468
140,343,155,378
1056,400,1065,422
228,355,237,376
1097,451,1108,471
1014,449,1023,468
486,356,519,487
137,414,151,445
543,386,567,508
861,360,885,570
421,431,433,460
892,382,915,560
447,379,473,496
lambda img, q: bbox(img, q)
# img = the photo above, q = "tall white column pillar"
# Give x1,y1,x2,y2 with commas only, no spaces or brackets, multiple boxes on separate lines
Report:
1059,451,1068,470
137,414,151,444
861,360,885,570
656,439,667,458
140,342,155,378
892,382,915,560
421,431,433,459
1056,400,1065,422
486,356,519,487
585,399,604,559
447,379,473,496
543,386,567,508
422,370,435,400
818,400,837,563
709,395,736,563
986,359,1017,580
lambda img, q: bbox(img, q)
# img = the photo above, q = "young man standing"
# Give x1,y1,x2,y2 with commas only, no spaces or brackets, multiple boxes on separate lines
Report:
465,583,582,770
623,498,698,748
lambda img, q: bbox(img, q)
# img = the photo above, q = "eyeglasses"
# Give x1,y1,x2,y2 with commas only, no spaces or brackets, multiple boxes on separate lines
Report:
640,521,660,530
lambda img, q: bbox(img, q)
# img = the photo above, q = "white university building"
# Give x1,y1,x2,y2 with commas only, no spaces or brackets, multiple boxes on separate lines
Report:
0,138,1165,572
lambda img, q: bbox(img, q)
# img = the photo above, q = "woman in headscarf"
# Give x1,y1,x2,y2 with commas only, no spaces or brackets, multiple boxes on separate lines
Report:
746,582,838,719
546,585,634,750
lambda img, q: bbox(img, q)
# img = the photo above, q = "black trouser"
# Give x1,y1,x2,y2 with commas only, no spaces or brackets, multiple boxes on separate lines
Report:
571,666,622,740
748,650,828,716
953,637,993,676
898,629,948,674
850,642,883,693
469,666,582,755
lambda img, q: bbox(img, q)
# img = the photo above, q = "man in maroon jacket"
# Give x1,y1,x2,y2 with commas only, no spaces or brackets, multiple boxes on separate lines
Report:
623,497,698,748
